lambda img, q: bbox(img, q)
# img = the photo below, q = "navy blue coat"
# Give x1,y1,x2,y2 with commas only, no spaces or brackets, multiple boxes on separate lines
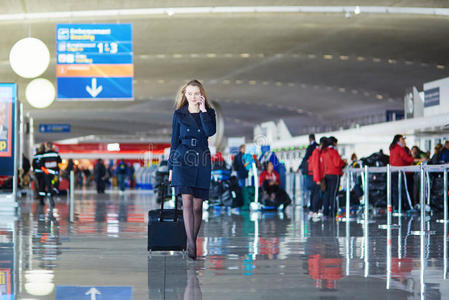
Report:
168,104,216,189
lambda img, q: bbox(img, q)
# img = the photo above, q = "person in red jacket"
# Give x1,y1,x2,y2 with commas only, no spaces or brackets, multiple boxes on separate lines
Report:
259,161,291,209
389,135,414,166
389,134,423,210
259,161,280,187
308,137,328,219
321,137,346,217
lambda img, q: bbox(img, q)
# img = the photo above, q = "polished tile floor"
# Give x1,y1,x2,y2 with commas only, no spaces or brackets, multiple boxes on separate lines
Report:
1,189,449,299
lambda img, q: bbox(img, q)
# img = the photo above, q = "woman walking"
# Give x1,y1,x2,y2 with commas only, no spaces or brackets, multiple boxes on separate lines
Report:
168,80,216,259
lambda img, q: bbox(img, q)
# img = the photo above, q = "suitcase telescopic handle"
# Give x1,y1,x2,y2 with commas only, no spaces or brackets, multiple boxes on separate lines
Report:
159,186,179,222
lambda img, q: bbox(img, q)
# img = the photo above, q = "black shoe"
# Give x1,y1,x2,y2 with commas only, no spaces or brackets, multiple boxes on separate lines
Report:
187,246,197,260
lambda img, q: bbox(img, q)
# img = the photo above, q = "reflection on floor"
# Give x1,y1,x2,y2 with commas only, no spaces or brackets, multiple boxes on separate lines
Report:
0,189,448,299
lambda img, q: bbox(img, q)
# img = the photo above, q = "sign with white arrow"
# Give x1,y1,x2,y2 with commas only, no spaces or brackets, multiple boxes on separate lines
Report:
86,78,103,98
56,286,132,300
56,24,133,101
85,287,101,300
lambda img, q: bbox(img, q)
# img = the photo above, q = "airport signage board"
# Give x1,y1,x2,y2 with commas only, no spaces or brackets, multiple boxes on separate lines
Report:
39,124,71,133
56,24,133,100
56,286,132,300
0,83,16,176
424,87,440,107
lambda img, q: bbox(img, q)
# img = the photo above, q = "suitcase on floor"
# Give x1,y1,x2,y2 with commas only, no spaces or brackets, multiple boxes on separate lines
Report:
148,188,187,251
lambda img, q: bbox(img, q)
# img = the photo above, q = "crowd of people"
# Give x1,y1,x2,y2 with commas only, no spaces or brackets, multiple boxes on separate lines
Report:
25,141,139,205
389,135,449,210
19,134,449,211
299,133,449,221
67,158,136,194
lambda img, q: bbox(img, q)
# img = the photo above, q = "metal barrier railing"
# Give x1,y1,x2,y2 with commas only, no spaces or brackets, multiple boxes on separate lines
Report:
69,170,75,223
345,164,448,233
285,164,448,222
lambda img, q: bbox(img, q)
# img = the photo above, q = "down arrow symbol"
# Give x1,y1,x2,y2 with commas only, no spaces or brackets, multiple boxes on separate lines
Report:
86,78,103,97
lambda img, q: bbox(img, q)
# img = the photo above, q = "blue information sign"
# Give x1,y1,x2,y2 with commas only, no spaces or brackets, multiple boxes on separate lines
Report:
56,286,132,300
56,24,133,101
424,87,440,107
39,124,71,133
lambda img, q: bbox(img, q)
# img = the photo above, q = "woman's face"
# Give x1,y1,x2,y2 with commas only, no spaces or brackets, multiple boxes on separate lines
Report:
185,85,202,106
267,162,273,172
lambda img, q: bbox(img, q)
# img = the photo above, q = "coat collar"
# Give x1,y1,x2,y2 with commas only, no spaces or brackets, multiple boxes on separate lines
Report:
177,103,214,115
176,104,200,129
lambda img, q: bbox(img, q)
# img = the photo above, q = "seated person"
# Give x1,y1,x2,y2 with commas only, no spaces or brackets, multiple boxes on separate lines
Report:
259,161,291,209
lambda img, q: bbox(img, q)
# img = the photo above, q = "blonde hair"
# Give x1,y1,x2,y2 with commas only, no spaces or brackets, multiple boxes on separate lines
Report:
175,80,211,110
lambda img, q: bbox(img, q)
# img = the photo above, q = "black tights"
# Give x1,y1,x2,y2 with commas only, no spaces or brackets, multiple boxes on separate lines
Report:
182,194,203,251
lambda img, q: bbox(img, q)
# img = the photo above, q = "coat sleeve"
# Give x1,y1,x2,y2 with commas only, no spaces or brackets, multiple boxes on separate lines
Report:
399,147,414,165
311,150,322,183
168,113,180,170
332,149,345,169
199,108,216,137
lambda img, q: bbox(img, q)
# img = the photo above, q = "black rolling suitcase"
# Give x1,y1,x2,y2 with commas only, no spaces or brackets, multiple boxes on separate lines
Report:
148,188,187,252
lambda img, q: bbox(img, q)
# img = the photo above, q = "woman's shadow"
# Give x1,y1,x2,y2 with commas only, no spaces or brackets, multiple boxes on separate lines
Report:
148,255,202,300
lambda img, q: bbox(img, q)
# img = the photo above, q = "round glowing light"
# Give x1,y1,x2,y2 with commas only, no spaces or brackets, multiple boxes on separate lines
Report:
9,37,50,78
25,78,55,109
24,270,55,296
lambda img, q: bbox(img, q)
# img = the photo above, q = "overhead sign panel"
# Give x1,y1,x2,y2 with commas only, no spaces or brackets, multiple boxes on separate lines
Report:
39,124,71,133
56,24,133,101
424,87,440,107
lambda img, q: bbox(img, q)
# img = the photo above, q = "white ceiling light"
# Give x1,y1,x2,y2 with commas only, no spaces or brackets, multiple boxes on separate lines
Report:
9,37,50,78
26,78,55,109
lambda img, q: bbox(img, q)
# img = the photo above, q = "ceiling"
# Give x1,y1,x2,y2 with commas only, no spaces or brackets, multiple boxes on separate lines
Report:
0,1,448,144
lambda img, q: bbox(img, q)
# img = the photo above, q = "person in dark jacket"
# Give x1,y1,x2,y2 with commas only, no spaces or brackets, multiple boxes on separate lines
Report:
442,141,449,163
298,134,318,208
33,144,47,204
168,80,216,260
94,159,107,194
233,144,249,187
430,143,443,165
117,159,128,193
41,142,62,207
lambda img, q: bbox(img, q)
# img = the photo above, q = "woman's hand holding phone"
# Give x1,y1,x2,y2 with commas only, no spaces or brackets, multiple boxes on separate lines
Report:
199,95,207,112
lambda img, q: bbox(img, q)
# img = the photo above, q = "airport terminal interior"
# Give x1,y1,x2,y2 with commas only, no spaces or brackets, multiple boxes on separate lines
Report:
1,1,449,299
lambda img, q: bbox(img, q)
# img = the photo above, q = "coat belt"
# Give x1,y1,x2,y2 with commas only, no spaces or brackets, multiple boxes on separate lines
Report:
181,138,207,147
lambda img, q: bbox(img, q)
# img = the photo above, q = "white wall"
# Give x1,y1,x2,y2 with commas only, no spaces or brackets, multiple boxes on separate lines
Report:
270,114,449,161
424,76,449,117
